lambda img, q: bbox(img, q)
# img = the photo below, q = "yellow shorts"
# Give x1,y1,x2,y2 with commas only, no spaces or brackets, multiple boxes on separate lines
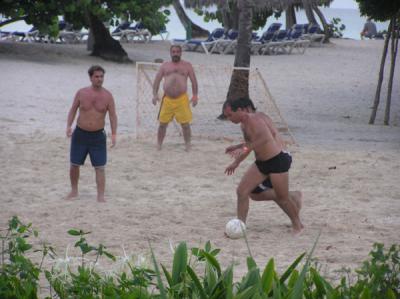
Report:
158,93,192,124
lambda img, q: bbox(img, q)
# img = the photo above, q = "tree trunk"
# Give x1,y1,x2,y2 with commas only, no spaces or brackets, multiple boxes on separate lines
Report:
173,0,209,38
303,1,318,25
285,5,296,30
384,18,398,125
312,5,330,43
226,0,253,102
369,19,393,124
89,13,130,63
220,3,240,32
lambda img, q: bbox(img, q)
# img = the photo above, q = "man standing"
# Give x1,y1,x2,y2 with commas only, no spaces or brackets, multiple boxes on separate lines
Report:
223,98,303,234
66,65,117,202
152,45,198,151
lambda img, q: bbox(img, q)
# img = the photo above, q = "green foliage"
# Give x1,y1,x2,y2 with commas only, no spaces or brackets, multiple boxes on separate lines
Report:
355,0,400,22
329,17,346,38
193,6,276,31
1,217,400,298
0,216,53,299
0,0,172,36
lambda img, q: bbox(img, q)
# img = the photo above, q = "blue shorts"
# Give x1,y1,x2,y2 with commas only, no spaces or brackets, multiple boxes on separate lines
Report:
70,126,107,167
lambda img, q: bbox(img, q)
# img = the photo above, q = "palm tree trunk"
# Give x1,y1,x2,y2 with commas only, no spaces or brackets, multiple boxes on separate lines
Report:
226,0,253,102
89,13,130,62
302,1,318,25
384,18,398,125
219,2,240,32
285,4,296,30
173,0,209,38
369,19,393,124
312,4,330,43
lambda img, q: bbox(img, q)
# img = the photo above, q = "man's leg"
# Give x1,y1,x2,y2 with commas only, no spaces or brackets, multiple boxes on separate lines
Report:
157,123,168,150
181,123,191,151
269,173,303,234
250,190,303,217
66,164,79,200
95,167,105,202
236,164,266,223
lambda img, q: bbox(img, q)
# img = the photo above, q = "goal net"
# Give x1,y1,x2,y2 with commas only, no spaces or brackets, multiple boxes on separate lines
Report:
136,62,295,144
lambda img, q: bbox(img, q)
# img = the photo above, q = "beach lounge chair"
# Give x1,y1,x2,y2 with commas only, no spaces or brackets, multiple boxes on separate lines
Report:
250,31,275,55
57,21,87,44
112,22,152,43
11,27,39,42
260,29,291,55
302,24,325,46
172,28,225,54
208,29,239,55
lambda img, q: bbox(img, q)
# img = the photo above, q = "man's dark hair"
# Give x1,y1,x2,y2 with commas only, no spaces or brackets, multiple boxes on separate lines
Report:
170,44,182,52
88,65,105,77
224,97,257,112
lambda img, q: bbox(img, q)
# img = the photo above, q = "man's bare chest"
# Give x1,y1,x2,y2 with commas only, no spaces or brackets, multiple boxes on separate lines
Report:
80,95,108,112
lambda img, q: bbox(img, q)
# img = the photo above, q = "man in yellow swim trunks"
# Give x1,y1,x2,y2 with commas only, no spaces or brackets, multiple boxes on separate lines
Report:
152,45,198,151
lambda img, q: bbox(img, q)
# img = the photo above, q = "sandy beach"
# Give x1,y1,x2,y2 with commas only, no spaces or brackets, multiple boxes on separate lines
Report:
0,38,399,286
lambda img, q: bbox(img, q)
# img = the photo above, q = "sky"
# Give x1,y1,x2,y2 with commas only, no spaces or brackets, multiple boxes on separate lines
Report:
330,0,358,9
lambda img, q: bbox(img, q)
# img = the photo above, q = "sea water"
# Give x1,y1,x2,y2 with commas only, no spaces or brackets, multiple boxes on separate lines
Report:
1,6,390,41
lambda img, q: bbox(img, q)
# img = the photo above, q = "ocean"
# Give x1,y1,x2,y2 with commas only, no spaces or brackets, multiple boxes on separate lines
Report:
1,7,390,41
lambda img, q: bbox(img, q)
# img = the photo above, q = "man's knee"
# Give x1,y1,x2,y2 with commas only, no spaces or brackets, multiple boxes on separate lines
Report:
159,123,168,128
236,186,251,200
181,123,190,129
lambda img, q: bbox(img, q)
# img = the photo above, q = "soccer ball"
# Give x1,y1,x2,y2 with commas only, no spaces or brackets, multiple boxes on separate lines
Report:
225,219,246,239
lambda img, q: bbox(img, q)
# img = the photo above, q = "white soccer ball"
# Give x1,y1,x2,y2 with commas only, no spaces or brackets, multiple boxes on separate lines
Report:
225,219,246,239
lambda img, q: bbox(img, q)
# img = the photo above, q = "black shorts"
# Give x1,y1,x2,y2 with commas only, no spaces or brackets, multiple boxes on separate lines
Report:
70,126,107,167
255,151,292,175
251,178,273,194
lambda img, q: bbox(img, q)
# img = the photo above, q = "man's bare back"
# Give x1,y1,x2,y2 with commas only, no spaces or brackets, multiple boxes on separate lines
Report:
160,60,193,98
76,87,113,131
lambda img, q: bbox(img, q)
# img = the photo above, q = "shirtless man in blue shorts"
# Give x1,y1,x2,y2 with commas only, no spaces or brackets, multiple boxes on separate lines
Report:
66,65,117,202
224,98,303,234
152,45,198,151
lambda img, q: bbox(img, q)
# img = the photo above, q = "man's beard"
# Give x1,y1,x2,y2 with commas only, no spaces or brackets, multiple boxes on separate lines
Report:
172,56,180,62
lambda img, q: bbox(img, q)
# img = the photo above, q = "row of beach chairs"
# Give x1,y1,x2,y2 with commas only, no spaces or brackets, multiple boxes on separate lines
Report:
0,21,169,44
172,23,325,55
0,21,87,44
111,21,169,43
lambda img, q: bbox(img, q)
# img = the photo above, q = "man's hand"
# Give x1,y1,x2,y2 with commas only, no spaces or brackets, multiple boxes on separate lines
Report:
191,95,198,107
66,127,72,137
225,161,239,176
225,144,240,154
152,96,159,106
111,134,117,148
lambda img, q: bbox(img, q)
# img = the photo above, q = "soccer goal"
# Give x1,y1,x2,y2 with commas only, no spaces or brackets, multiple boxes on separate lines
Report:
136,62,295,144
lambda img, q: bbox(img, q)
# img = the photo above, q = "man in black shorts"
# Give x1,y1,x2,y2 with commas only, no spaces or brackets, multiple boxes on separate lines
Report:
224,97,303,234
66,65,117,202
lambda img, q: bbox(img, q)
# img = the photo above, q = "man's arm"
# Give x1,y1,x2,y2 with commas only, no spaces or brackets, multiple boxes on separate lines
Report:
108,94,118,147
66,91,80,137
152,65,164,105
188,63,198,106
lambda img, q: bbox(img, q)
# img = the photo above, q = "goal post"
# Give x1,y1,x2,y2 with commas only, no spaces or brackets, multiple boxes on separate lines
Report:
136,62,295,144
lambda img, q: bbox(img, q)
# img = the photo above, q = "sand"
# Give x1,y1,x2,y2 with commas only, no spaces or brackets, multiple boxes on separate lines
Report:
0,39,399,287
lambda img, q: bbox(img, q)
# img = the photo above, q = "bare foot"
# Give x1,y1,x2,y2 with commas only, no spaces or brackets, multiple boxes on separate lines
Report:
65,190,78,200
185,143,191,152
157,144,162,151
291,191,304,235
